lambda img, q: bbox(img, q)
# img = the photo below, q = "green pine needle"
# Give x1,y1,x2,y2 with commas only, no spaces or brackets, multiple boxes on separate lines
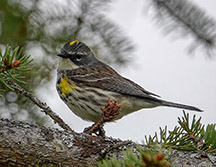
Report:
145,111,215,152
98,112,215,167
0,45,33,95
98,146,170,167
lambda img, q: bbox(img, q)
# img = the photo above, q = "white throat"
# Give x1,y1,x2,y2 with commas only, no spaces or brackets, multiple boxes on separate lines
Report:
58,58,79,70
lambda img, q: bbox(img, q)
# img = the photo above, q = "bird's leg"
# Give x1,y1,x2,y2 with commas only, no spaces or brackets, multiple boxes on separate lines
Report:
83,122,105,136
84,124,105,136
96,125,105,136
83,99,121,137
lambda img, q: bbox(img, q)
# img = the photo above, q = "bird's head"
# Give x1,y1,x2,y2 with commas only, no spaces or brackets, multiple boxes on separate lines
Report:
57,40,97,70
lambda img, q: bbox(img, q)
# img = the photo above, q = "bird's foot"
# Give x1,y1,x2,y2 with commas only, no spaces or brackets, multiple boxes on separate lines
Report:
83,124,105,137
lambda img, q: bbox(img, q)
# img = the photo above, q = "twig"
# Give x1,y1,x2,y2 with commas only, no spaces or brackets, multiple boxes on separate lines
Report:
5,79,73,132
85,99,121,136
152,0,216,56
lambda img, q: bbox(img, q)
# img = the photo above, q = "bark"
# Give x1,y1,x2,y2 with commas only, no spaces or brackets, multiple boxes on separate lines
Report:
0,118,135,167
0,118,215,167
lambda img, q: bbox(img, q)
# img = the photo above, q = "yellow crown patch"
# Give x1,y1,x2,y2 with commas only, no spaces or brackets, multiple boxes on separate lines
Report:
70,40,80,46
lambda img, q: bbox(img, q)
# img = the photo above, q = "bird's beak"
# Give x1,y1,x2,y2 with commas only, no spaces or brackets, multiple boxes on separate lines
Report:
57,51,68,58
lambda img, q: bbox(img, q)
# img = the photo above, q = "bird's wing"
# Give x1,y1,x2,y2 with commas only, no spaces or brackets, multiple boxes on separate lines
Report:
64,62,160,99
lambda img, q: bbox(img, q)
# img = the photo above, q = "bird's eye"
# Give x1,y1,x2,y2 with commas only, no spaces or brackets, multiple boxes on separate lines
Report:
75,54,82,61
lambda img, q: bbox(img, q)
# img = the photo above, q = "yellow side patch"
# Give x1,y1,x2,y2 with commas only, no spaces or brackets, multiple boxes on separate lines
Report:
59,77,77,97
70,40,80,46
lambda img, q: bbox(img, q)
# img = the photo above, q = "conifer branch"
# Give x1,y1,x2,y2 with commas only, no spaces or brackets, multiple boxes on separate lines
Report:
145,111,216,152
150,0,216,56
0,45,72,132
0,45,33,93
5,79,73,132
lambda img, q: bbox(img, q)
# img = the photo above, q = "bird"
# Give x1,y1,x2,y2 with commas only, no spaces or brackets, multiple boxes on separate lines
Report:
56,40,203,124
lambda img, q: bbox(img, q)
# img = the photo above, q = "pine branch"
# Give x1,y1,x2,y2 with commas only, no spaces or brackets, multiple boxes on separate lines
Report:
5,80,73,132
0,118,137,167
202,124,216,152
0,45,33,93
0,45,72,132
145,111,216,152
1,118,215,167
99,112,216,166
150,0,216,56
86,14,134,66
28,0,134,66
99,144,170,167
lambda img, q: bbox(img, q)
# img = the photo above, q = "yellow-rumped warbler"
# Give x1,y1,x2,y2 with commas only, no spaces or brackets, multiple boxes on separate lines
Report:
56,40,202,123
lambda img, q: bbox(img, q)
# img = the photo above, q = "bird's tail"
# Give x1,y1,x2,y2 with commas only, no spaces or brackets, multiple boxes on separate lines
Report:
161,100,203,112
